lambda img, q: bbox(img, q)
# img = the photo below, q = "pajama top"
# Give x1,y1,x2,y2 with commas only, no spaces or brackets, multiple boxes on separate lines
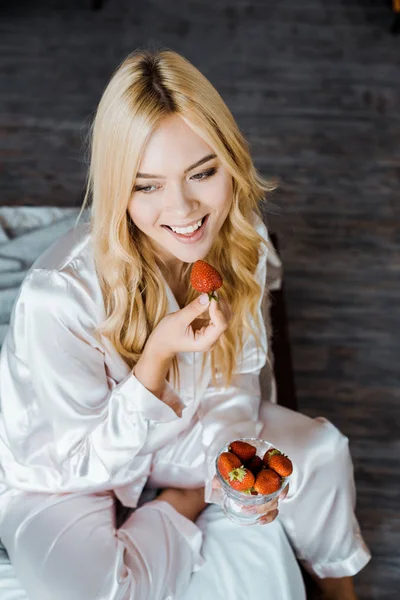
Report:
0,214,271,509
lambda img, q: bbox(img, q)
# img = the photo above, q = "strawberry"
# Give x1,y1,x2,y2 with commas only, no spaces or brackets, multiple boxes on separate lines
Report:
190,260,223,301
217,452,242,479
263,448,293,477
269,454,293,477
253,468,282,495
246,455,263,476
262,447,279,466
229,440,257,463
226,467,255,493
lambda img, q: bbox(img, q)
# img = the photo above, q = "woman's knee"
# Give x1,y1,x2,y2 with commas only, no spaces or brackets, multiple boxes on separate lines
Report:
311,416,350,466
291,416,354,502
0,492,122,600
259,402,349,463
259,403,352,491
289,414,351,483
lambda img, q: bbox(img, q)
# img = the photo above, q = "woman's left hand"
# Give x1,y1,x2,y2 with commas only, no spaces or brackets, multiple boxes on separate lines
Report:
246,484,289,525
212,475,289,525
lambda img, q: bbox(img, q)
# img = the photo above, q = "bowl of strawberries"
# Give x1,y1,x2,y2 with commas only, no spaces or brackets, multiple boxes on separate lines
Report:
215,438,293,525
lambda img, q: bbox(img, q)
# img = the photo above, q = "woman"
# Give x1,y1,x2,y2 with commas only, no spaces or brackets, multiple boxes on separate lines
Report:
0,49,370,600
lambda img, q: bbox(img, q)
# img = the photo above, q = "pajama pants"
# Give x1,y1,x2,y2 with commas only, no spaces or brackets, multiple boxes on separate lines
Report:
0,402,371,600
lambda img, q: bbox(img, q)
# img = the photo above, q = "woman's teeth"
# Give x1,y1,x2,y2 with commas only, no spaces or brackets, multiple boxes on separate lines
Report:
169,217,204,235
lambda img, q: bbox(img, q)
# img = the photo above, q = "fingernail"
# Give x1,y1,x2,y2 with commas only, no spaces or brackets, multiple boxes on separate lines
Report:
199,294,209,305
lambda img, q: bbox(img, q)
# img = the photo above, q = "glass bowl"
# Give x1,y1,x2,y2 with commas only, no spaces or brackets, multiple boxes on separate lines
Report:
215,437,291,525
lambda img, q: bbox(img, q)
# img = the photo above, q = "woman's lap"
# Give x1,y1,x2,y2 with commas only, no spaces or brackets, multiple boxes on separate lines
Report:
150,401,371,578
0,491,121,600
183,504,306,600
0,488,304,600
149,400,346,490
0,402,369,599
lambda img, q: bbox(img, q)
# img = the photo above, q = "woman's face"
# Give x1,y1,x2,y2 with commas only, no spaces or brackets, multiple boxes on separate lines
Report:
128,114,233,274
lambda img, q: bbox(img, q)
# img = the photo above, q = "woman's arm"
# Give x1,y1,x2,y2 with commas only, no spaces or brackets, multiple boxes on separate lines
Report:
134,344,172,399
0,267,184,492
133,343,186,417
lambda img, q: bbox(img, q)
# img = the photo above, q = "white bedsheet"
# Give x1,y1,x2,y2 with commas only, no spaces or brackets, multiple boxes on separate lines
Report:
0,548,28,600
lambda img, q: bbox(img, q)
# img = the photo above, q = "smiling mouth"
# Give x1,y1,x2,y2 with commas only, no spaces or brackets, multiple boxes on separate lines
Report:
161,214,208,232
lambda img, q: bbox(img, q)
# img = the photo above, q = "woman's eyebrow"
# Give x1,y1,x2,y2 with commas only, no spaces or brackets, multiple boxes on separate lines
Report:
136,153,217,179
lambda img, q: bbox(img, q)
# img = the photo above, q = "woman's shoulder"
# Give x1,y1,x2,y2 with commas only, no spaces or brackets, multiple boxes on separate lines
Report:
2,224,105,360
31,221,93,273
18,222,104,321
250,212,270,271
252,212,270,244
252,212,282,290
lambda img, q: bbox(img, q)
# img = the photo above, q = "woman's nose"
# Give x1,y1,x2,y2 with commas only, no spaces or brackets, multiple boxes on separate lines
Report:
164,182,199,215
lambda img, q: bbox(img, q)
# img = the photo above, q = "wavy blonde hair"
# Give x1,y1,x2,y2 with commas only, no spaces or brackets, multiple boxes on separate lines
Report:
79,48,276,392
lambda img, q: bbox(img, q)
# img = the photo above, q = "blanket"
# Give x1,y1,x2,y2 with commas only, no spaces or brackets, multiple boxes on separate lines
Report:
0,207,81,347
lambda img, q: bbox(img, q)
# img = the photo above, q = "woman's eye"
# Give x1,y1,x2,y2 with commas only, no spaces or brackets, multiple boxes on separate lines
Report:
134,167,217,193
191,167,217,181
134,184,158,194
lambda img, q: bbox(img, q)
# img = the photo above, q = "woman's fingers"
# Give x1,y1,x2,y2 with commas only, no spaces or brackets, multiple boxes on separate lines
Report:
240,497,278,515
216,474,288,526
254,498,278,515
239,485,289,524
211,475,222,490
208,295,229,328
194,298,228,350
258,508,279,525
255,485,288,524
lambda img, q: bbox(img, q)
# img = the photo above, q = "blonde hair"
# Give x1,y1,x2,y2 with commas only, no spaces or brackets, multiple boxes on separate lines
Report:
79,48,276,392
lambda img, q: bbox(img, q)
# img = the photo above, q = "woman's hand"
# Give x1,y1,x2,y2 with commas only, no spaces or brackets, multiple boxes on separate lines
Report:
147,293,230,359
212,475,289,525
244,484,289,525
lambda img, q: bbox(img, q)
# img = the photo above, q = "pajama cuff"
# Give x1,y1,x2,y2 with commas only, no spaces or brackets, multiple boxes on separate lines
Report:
143,499,205,572
302,532,372,578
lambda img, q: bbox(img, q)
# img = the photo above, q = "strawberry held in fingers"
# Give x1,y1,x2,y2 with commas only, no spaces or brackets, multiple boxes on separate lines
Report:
190,260,223,301
253,468,282,495
217,452,242,479
226,467,255,493
228,440,257,463
263,448,293,477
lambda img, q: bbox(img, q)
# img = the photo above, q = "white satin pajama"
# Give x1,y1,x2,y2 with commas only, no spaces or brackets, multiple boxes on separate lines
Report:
0,216,371,600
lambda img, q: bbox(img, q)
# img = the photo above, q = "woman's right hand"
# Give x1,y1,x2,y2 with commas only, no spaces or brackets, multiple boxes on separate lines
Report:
147,293,230,359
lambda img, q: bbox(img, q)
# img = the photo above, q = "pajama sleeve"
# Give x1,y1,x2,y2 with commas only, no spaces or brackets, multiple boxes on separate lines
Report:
198,219,271,504
0,267,184,492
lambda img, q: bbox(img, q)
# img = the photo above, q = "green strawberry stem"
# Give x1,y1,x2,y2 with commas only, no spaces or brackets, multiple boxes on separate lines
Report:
208,291,219,301
228,467,247,482
271,449,282,457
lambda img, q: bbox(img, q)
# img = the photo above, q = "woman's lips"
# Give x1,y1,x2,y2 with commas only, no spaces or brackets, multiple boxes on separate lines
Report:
162,214,209,244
